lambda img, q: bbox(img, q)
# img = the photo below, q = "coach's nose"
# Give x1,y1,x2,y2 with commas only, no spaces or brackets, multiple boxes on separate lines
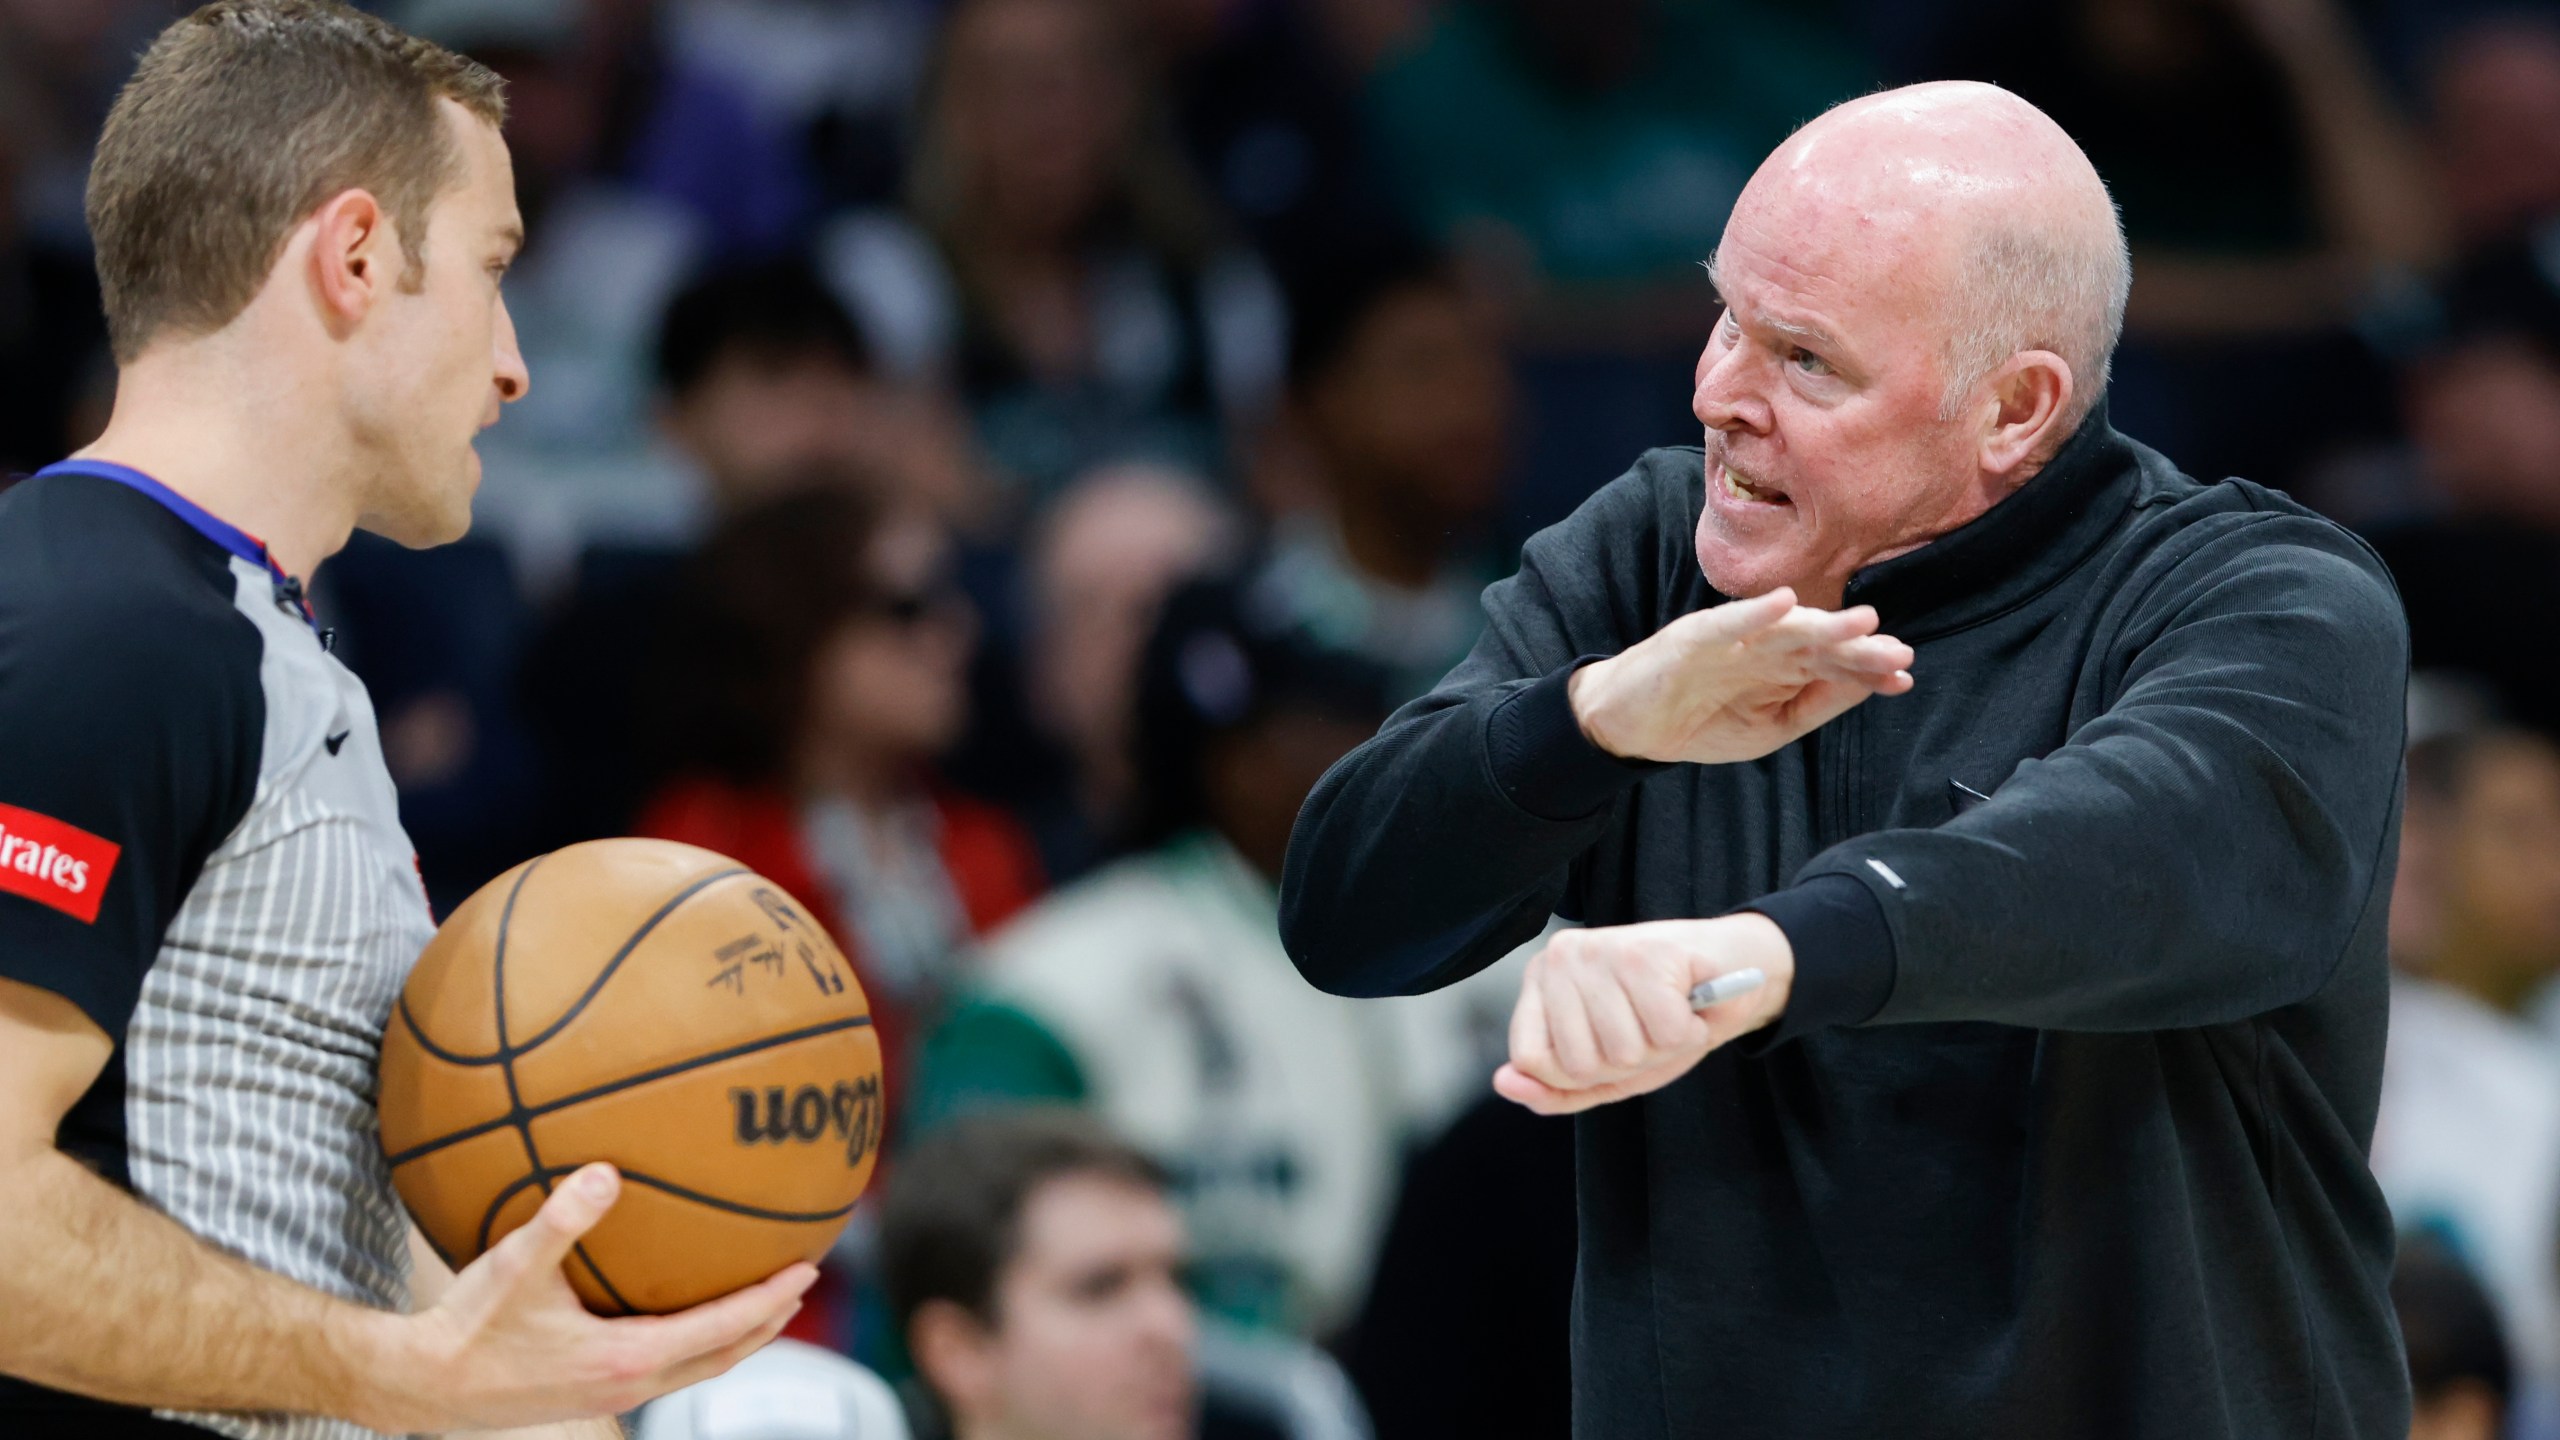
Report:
1693,339,1771,437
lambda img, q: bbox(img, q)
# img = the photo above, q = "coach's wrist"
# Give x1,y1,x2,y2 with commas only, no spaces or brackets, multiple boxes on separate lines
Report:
1565,654,1633,758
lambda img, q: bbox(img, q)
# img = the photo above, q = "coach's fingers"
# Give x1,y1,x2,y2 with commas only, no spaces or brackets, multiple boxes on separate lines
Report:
1574,958,1655,1074
1538,960,1604,1084
1507,965,1556,1085
1693,587,1796,645
1779,677,1889,735
1495,1051,1707,1115
1628,957,1711,1054
1823,633,1915,676
475,1163,621,1292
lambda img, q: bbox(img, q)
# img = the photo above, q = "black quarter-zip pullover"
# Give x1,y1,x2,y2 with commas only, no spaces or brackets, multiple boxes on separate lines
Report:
1279,411,2412,1438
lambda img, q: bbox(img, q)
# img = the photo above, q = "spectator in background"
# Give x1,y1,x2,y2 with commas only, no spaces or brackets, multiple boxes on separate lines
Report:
2395,1235,2517,1440
521,255,991,847
1950,0,2446,339
1118,0,1403,294
0,59,108,475
1015,462,1241,877
655,254,989,527
2353,248,2560,734
1365,0,1868,346
821,0,1285,502
0,0,177,244
1341,1092,1576,1440
2428,13,2560,252
403,0,810,573
1942,0,2447,491
1360,0,1867,532
637,487,1045,1103
886,1109,1348,1440
915,582,1518,1338
1250,244,1509,700
2373,717,2560,1396
637,1338,915,1440
663,0,937,216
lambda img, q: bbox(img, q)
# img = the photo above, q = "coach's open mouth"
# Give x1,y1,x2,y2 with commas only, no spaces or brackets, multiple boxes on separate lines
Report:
1715,459,1792,507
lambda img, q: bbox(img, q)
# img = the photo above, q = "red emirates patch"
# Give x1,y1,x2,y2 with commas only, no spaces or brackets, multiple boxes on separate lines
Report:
0,802,120,924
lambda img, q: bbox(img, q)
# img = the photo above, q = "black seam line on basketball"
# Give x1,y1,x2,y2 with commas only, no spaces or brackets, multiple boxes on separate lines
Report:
493,859,551,1211
382,1013,876,1169
477,1168,551,1256
615,1168,864,1224
574,1240,638,1316
474,1164,850,1249
501,866,753,1061
397,995,507,1066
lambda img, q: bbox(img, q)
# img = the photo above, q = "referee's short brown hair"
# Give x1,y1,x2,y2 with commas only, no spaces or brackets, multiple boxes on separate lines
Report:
86,0,506,362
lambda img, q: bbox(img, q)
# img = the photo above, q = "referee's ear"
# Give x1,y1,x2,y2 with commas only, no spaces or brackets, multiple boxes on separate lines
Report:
303,187,396,339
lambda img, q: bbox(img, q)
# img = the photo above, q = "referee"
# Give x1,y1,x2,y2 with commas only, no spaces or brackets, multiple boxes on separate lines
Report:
0,5,809,1438
1281,83,2412,1437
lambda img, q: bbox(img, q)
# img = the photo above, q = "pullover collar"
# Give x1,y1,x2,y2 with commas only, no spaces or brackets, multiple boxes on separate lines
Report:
1840,400,2144,640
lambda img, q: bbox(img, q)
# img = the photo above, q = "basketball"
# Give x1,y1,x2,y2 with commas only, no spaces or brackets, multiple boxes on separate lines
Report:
379,838,884,1315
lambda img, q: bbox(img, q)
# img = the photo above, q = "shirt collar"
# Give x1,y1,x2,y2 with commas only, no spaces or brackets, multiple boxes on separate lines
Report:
35,459,317,627
1836,399,2149,640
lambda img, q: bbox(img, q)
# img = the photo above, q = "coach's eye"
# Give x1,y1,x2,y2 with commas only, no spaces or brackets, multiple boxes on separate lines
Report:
1790,347,1834,377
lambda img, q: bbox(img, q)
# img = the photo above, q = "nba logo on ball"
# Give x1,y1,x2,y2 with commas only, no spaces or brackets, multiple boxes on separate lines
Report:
379,839,885,1315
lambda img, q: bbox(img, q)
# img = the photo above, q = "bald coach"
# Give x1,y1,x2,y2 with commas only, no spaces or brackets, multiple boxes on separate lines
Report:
1280,83,2410,1437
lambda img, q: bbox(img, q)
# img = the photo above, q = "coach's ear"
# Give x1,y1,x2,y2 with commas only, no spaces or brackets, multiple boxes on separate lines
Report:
307,187,394,336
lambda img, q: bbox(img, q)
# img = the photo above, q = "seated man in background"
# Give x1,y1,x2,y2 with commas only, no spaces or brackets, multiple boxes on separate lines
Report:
883,1110,1312,1440
912,581,1517,1337
2394,1235,2516,1440
2373,705,2560,1399
1251,243,1511,701
522,254,985,847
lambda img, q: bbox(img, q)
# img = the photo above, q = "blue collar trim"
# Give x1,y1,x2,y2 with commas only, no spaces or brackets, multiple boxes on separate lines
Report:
36,460,315,626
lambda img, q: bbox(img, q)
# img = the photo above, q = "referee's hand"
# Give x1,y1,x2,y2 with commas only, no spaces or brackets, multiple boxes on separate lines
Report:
367,1163,817,1432
1568,588,1913,764
1495,914,1794,1115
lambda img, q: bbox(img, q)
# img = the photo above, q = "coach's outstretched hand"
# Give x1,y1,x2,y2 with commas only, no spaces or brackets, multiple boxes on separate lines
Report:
1568,588,1913,764
1496,914,1794,1115
365,1163,817,1433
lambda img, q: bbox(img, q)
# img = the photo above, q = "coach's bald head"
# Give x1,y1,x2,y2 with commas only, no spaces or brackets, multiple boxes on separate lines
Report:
1691,81,2130,607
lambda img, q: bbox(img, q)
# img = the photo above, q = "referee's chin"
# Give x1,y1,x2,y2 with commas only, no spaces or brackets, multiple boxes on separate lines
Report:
361,458,480,552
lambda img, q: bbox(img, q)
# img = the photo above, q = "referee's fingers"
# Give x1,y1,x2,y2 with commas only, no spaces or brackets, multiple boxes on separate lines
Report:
624,1262,819,1369
486,1162,620,1289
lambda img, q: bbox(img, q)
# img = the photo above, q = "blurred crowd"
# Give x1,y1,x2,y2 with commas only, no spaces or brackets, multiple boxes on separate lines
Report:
12,0,2560,1435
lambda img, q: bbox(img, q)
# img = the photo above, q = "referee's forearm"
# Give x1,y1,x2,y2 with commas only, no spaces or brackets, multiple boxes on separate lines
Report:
0,1141,413,1428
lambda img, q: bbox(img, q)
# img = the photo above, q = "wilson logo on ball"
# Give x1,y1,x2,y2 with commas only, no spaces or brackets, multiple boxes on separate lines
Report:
731,1077,883,1166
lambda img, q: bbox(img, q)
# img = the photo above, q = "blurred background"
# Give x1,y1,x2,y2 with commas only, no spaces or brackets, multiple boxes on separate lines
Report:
9,0,2560,1435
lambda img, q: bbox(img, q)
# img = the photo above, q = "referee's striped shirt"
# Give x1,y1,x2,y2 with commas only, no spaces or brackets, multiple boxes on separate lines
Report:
0,462,433,1439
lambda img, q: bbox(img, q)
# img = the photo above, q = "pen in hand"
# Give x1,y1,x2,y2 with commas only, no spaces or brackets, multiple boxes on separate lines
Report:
1689,968,1767,1012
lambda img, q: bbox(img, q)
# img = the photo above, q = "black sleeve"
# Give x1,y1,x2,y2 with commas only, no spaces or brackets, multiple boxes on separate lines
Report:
0,569,262,1042
1785,517,2408,1034
1278,453,1684,998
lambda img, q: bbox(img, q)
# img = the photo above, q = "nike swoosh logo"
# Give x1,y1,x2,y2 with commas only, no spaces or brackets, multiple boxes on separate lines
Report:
325,731,351,756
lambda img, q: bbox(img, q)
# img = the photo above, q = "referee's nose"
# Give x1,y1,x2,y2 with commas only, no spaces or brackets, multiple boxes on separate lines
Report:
492,295,529,410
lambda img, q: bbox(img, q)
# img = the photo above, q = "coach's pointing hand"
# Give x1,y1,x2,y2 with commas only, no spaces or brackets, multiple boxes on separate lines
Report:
364,1163,817,1433
1496,914,1794,1115
1569,588,1914,764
